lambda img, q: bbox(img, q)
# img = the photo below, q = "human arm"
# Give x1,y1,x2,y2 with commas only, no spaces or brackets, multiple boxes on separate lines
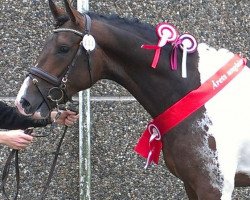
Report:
0,101,50,130
0,130,33,150
0,101,79,130
0,101,78,150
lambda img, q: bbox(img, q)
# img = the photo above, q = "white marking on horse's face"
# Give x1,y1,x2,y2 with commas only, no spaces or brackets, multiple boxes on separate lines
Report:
197,43,250,199
15,77,30,116
15,77,43,118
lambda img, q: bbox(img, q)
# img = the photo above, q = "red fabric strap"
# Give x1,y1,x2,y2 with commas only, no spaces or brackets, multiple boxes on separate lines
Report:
134,54,247,167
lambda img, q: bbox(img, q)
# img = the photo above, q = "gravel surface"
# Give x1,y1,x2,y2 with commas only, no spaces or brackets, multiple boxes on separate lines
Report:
0,0,249,199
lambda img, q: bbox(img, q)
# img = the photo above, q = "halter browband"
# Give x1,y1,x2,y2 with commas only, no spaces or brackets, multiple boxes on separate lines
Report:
53,28,83,37
53,14,92,36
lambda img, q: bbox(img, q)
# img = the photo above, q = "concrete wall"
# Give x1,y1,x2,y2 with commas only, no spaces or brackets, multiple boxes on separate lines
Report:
0,0,249,199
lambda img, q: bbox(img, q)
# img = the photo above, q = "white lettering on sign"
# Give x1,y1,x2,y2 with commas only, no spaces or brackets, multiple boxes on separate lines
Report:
212,74,227,89
227,59,243,76
211,59,244,90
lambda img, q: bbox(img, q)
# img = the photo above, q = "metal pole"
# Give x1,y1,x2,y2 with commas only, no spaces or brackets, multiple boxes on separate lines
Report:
77,1,90,199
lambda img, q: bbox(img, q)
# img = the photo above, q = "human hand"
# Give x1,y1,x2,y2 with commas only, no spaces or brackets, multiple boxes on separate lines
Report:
0,130,34,150
51,110,79,126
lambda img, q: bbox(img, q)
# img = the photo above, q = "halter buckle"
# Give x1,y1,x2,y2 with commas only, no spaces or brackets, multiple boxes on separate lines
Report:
32,78,38,84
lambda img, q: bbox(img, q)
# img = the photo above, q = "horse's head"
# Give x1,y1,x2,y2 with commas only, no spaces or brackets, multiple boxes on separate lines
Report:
16,0,102,118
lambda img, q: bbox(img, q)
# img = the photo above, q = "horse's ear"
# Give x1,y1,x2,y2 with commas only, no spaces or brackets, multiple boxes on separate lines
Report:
48,0,64,20
64,0,77,23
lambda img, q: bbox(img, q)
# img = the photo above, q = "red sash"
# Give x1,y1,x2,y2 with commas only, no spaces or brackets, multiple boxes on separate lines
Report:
134,54,247,168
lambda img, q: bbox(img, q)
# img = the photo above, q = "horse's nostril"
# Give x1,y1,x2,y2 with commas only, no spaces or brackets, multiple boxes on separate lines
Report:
20,97,31,108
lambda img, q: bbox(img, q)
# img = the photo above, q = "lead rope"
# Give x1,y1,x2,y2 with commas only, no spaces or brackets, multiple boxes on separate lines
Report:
1,128,32,200
39,105,66,200
39,126,68,200
1,115,68,200
1,149,18,200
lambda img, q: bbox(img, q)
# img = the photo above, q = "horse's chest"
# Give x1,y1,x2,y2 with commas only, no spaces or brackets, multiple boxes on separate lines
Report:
198,43,250,176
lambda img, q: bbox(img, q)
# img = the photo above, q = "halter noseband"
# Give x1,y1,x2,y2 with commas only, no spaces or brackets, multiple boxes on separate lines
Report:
29,14,94,108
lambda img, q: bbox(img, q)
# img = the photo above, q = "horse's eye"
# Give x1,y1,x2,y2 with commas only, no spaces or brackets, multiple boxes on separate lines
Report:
58,45,70,53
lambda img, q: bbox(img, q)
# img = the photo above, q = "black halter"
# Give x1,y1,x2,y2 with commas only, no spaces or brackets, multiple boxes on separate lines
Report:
29,14,93,110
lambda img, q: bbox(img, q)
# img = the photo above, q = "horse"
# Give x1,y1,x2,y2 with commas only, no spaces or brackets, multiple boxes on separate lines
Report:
15,0,250,199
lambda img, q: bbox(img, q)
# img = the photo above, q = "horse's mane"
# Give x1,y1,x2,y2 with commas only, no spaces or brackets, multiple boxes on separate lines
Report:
87,12,156,39
54,11,156,39
87,12,152,29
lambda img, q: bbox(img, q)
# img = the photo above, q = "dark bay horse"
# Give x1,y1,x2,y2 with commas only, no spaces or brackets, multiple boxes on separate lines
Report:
15,0,250,199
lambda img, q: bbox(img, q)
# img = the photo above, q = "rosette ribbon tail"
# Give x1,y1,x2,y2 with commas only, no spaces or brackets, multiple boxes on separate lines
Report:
134,123,163,169
170,40,182,70
141,44,161,68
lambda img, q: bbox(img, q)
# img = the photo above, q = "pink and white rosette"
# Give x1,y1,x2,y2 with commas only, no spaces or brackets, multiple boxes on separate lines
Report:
142,22,178,68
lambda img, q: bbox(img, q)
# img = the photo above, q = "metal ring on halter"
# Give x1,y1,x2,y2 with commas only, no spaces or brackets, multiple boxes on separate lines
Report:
47,87,64,102
62,76,67,83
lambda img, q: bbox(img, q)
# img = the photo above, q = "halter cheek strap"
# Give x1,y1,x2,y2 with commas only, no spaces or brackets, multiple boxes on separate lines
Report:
84,14,92,34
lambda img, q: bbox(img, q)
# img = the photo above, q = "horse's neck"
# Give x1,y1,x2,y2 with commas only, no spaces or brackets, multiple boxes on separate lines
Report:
92,18,200,117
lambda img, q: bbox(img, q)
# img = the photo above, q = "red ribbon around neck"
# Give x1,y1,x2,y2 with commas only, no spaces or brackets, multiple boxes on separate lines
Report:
134,54,247,168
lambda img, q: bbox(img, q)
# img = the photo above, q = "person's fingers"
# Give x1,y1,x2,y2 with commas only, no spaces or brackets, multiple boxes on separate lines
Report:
65,118,75,126
20,133,34,142
73,114,79,119
52,110,79,126
66,116,75,121
19,137,32,145
17,143,28,150
66,110,77,115
67,114,79,121
66,121,74,126
13,140,31,150
66,117,78,124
